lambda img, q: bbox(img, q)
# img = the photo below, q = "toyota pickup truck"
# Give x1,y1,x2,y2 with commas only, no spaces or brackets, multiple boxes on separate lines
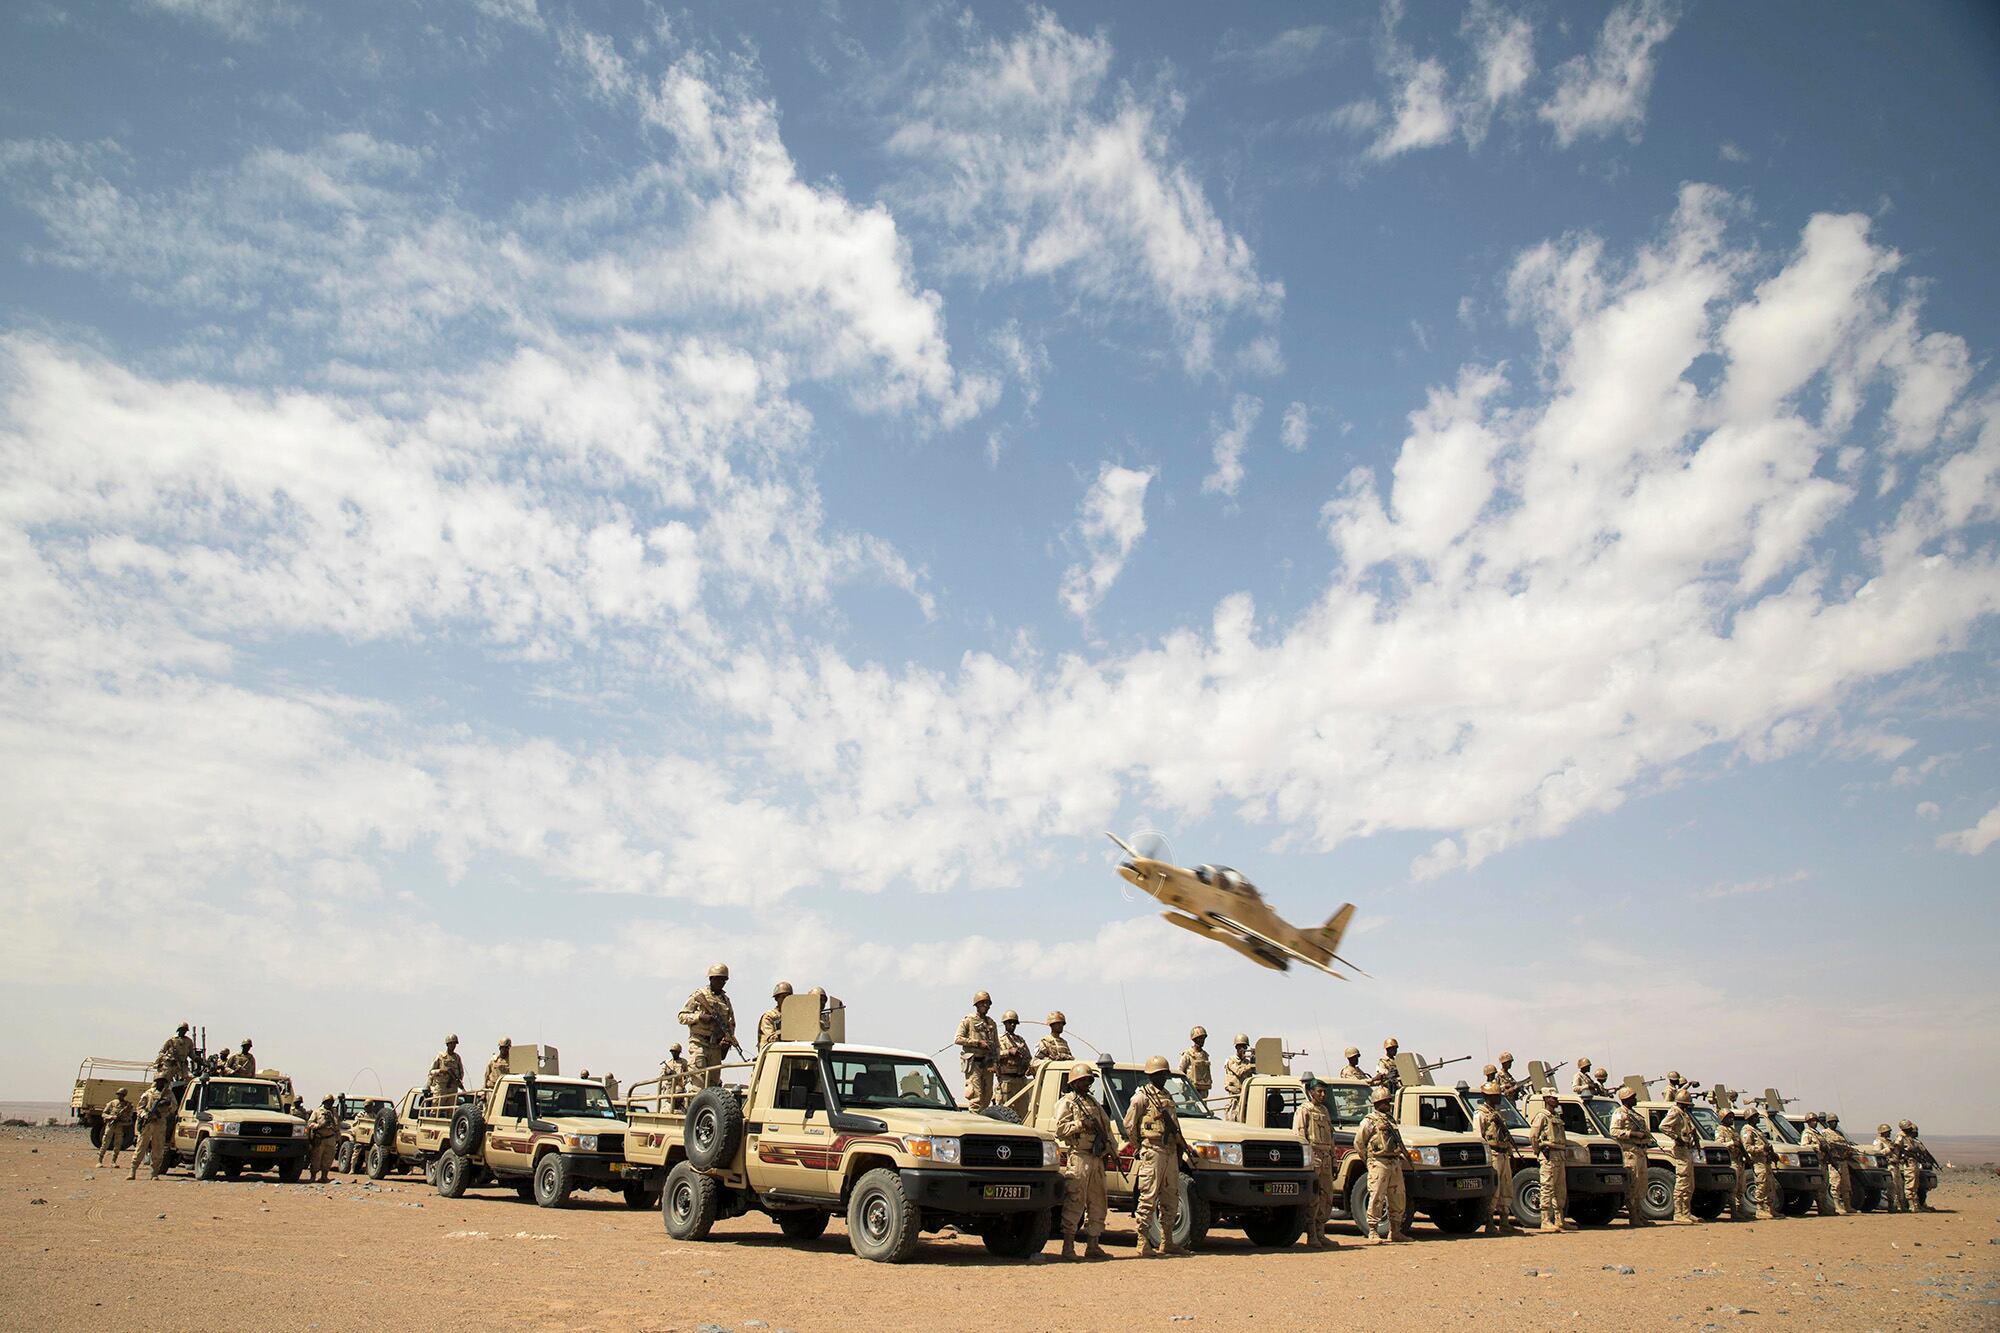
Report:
1020,1054,1315,1250
70,1057,155,1147
168,1075,310,1182
1422,1062,1626,1226
429,1074,635,1207
1608,1076,1739,1220
1744,1089,1832,1215
625,1035,1059,1263
351,1087,473,1182
1229,1070,1495,1236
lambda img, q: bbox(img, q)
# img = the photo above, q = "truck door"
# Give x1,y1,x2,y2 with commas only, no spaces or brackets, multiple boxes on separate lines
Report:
172,1085,199,1152
749,1055,838,1198
487,1084,532,1171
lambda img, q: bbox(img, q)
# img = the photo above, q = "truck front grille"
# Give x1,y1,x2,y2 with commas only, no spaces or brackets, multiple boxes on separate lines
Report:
1704,1148,1732,1166
244,1122,290,1139
1797,1152,1819,1168
1590,1144,1621,1166
592,1134,625,1156
1246,1141,1305,1169
1440,1144,1485,1168
962,1135,1036,1168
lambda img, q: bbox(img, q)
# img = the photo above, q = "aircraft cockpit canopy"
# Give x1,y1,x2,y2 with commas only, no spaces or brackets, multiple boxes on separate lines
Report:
1195,864,1259,897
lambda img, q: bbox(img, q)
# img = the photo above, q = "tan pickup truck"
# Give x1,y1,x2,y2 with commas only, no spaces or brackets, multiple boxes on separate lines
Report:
168,1075,310,1182
1019,1054,1315,1249
1425,1060,1625,1225
624,1021,1059,1263
70,1057,156,1148
347,1087,473,1182
428,1074,635,1207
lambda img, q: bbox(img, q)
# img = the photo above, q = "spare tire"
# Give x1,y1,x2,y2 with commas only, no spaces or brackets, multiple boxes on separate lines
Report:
372,1107,398,1148
684,1086,744,1172
980,1105,1023,1125
448,1105,485,1157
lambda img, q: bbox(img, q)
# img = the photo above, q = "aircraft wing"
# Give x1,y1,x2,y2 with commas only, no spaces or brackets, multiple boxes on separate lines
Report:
1212,912,1350,980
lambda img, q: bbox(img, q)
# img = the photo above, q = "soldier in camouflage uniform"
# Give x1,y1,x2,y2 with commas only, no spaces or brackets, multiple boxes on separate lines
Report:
758,982,793,1051
1530,1088,1572,1232
1473,1082,1517,1234
1873,1122,1909,1212
1338,1045,1368,1080
427,1035,464,1103
1820,1113,1856,1214
130,1076,175,1180
1897,1120,1936,1211
953,991,999,1111
1355,1084,1410,1242
1719,1107,1753,1220
657,1043,692,1108
1052,1062,1114,1260
1663,1070,1689,1100
1608,1085,1654,1225
995,1011,1031,1109
1124,1056,1193,1257
306,1095,342,1182
1294,1077,1339,1248
1797,1112,1837,1216
1178,1027,1212,1102
1373,1038,1401,1095
679,964,740,1090
1741,1110,1785,1219
1572,1057,1602,1097
97,1087,136,1166
1035,1011,1074,1067
1222,1033,1256,1103
1660,1086,1701,1223
155,1024,196,1082
225,1038,258,1076
1494,1051,1521,1100
483,1038,513,1093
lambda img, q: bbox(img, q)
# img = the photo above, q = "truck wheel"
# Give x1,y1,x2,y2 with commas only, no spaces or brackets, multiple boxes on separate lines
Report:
622,1182,654,1210
1346,1176,1377,1236
683,1087,744,1173
373,1109,398,1148
223,1161,243,1181
424,1156,440,1186
532,1153,573,1208
1691,1190,1725,1220
515,1179,536,1202
662,1161,719,1241
980,1207,1051,1258
435,1148,470,1199
193,1138,219,1181
1142,1175,1210,1250
278,1159,303,1184
365,1144,391,1180
1241,1203,1308,1247
847,1167,921,1262
448,1106,486,1157
1434,1199,1483,1234
334,1143,353,1174
89,1122,104,1149
1572,1195,1618,1226
1512,1166,1542,1226
979,1105,1024,1125
1781,1190,1811,1216
1642,1166,1674,1221
1858,1186,1882,1213
776,1209,830,1240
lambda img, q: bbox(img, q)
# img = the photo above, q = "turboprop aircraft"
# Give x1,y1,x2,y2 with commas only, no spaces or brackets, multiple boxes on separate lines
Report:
1106,832,1364,978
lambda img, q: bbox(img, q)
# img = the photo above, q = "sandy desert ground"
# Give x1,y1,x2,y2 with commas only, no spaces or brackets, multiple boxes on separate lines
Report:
4,1124,1996,1332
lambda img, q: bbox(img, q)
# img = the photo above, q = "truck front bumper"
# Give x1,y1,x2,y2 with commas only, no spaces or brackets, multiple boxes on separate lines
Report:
208,1138,308,1164
1192,1169,1318,1210
1408,1166,1496,1202
1851,1166,1890,1192
1776,1168,1820,1194
1565,1165,1628,1195
556,1152,634,1186
1695,1165,1736,1193
897,1168,1061,1215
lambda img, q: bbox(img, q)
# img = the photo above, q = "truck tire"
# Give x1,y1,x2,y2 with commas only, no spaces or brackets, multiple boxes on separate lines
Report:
1241,1202,1308,1247
1346,1175,1374,1235
448,1106,485,1157
980,1207,1051,1258
847,1167,921,1263
1511,1165,1542,1226
532,1152,573,1207
1433,1198,1483,1234
435,1148,470,1199
1691,1190,1726,1221
424,1156,440,1186
1858,1186,1883,1213
662,1161,719,1241
89,1122,104,1150
1142,1174,1211,1250
1572,1194,1618,1226
515,1179,536,1201
980,1105,1023,1125
684,1087,743,1173
334,1142,354,1174
1641,1166,1674,1221
1781,1190,1811,1216
193,1137,219,1181
622,1182,654,1210
366,1144,392,1180
278,1158,303,1184
373,1108,398,1148
776,1209,830,1240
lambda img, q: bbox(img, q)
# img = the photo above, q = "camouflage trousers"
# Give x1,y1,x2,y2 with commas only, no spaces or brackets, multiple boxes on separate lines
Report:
1729,1157,1754,1219
1886,1164,1909,1212
1059,1155,1108,1240
1831,1161,1854,1214
97,1123,131,1162
1670,1146,1696,1221
1537,1151,1568,1228
1365,1160,1408,1238
1754,1160,1784,1218
994,1072,1028,1111
310,1138,338,1179
1901,1162,1929,1210
1134,1144,1181,1245
1809,1166,1837,1216
1622,1146,1651,1223
685,1039,726,1090
960,1060,994,1112
1487,1153,1514,1227
130,1123,169,1179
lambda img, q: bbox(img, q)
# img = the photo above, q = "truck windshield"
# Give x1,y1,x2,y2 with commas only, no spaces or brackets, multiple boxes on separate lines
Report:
1462,1094,1528,1130
533,1084,620,1120
1689,1107,1722,1139
1100,1069,1215,1119
826,1054,955,1110
203,1082,283,1112
1764,1113,1802,1144
1582,1099,1618,1136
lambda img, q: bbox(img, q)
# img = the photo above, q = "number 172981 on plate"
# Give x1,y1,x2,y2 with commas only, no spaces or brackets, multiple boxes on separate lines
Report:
982,1184,1030,1200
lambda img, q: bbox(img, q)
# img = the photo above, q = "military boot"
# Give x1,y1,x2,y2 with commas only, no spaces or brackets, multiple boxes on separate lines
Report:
1137,1230,1157,1258
1059,1234,1076,1260
1084,1238,1108,1260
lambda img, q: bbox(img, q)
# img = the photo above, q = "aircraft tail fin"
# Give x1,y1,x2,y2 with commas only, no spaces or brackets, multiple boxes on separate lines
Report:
1313,903,1369,978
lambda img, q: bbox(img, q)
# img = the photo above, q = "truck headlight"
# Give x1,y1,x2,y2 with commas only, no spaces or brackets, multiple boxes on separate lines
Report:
218,1122,242,1136
1194,1143,1221,1162
1217,1143,1244,1167
1043,1138,1057,1168
292,1123,308,1139
573,1134,600,1152
1569,1143,1587,1163
905,1136,961,1165
1413,1146,1440,1166
1304,1146,1317,1171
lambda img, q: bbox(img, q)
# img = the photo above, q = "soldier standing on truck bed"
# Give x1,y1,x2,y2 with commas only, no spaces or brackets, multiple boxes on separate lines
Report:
1530,1088,1573,1233
1052,1061,1114,1261
758,982,793,1051
953,991,998,1111
1295,1077,1339,1248
679,964,740,1090
1609,1085,1654,1226
1355,1084,1410,1243
155,1024,195,1081
995,1011,1031,1108
1125,1056,1193,1258
1338,1045,1367,1080
483,1038,512,1093
658,1043,691,1106
1178,1027,1212,1102
225,1038,257,1076
1223,1034,1256,1101
1372,1038,1401,1096
306,1095,341,1182
96,1088,135,1167
1572,1057,1602,1097
129,1076,175,1180
427,1035,464,1103
1035,1011,1073,1067
1494,1051,1521,1100
1473,1082,1517,1235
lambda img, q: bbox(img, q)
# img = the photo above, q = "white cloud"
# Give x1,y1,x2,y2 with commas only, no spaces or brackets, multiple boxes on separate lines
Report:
1369,56,1459,159
1335,0,1536,160
1540,0,1679,148
1915,800,1940,821
1281,401,1312,452
1719,141,1750,164
888,8,1282,374
467,0,541,30
1696,868,1809,900
1937,801,2000,856
1059,464,1155,620
136,0,299,42
1202,394,1263,497
1217,25,1334,80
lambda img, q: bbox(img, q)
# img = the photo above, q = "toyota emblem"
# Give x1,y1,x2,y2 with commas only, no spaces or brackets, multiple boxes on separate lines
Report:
996,1144,1012,1161
1268,1148,1279,1162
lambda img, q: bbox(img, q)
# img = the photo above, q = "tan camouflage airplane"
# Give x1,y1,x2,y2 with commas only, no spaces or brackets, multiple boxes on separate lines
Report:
1106,832,1363,978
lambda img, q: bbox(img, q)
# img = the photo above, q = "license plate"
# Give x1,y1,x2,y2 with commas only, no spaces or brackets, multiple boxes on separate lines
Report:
1263,1181,1300,1196
1454,1176,1481,1190
254,1144,277,1153
608,1162,623,1172
982,1184,1029,1200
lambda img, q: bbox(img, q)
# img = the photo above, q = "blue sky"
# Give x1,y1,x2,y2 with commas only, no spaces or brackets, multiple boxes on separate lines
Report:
2,1,1996,1130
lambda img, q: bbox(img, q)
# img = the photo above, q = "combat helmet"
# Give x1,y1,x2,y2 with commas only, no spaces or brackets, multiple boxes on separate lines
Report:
1578,1055,1590,1068
773,981,793,999
1672,1086,1692,1104
1803,1110,1821,1123
444,1033,458,1045
1002,1009,1019,1023
1384,1036,1399,1049
498,1036,512,1048
1189,1025,1207,1041
1497,1050,1513,1063
1066,1061,1096,1086
1344,1045,1360,1060
1877,1123,1891,1136
1143,1055,1170,1074
1046,1010,1066,1025
1371,1084,1393,1105
1616,1085,1636,1102
1482,1063,1497,1078
1479,1081,1502,1096
1233,1032,1249,1047
972,990,992,1005
707,963,729,979
669,1042,682,1055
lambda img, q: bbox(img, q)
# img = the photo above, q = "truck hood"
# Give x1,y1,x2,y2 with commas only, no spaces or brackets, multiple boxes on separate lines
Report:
1180,1118,1300,1148
540,1116,630,1135
863,1106,1048,1139
207,1109,299,1125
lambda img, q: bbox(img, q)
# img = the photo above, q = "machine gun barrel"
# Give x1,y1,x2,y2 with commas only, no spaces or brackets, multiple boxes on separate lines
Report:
1419,1055,1471,1074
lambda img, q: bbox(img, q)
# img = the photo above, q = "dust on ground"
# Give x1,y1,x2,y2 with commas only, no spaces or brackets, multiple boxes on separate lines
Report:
5,1126,1997,1332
